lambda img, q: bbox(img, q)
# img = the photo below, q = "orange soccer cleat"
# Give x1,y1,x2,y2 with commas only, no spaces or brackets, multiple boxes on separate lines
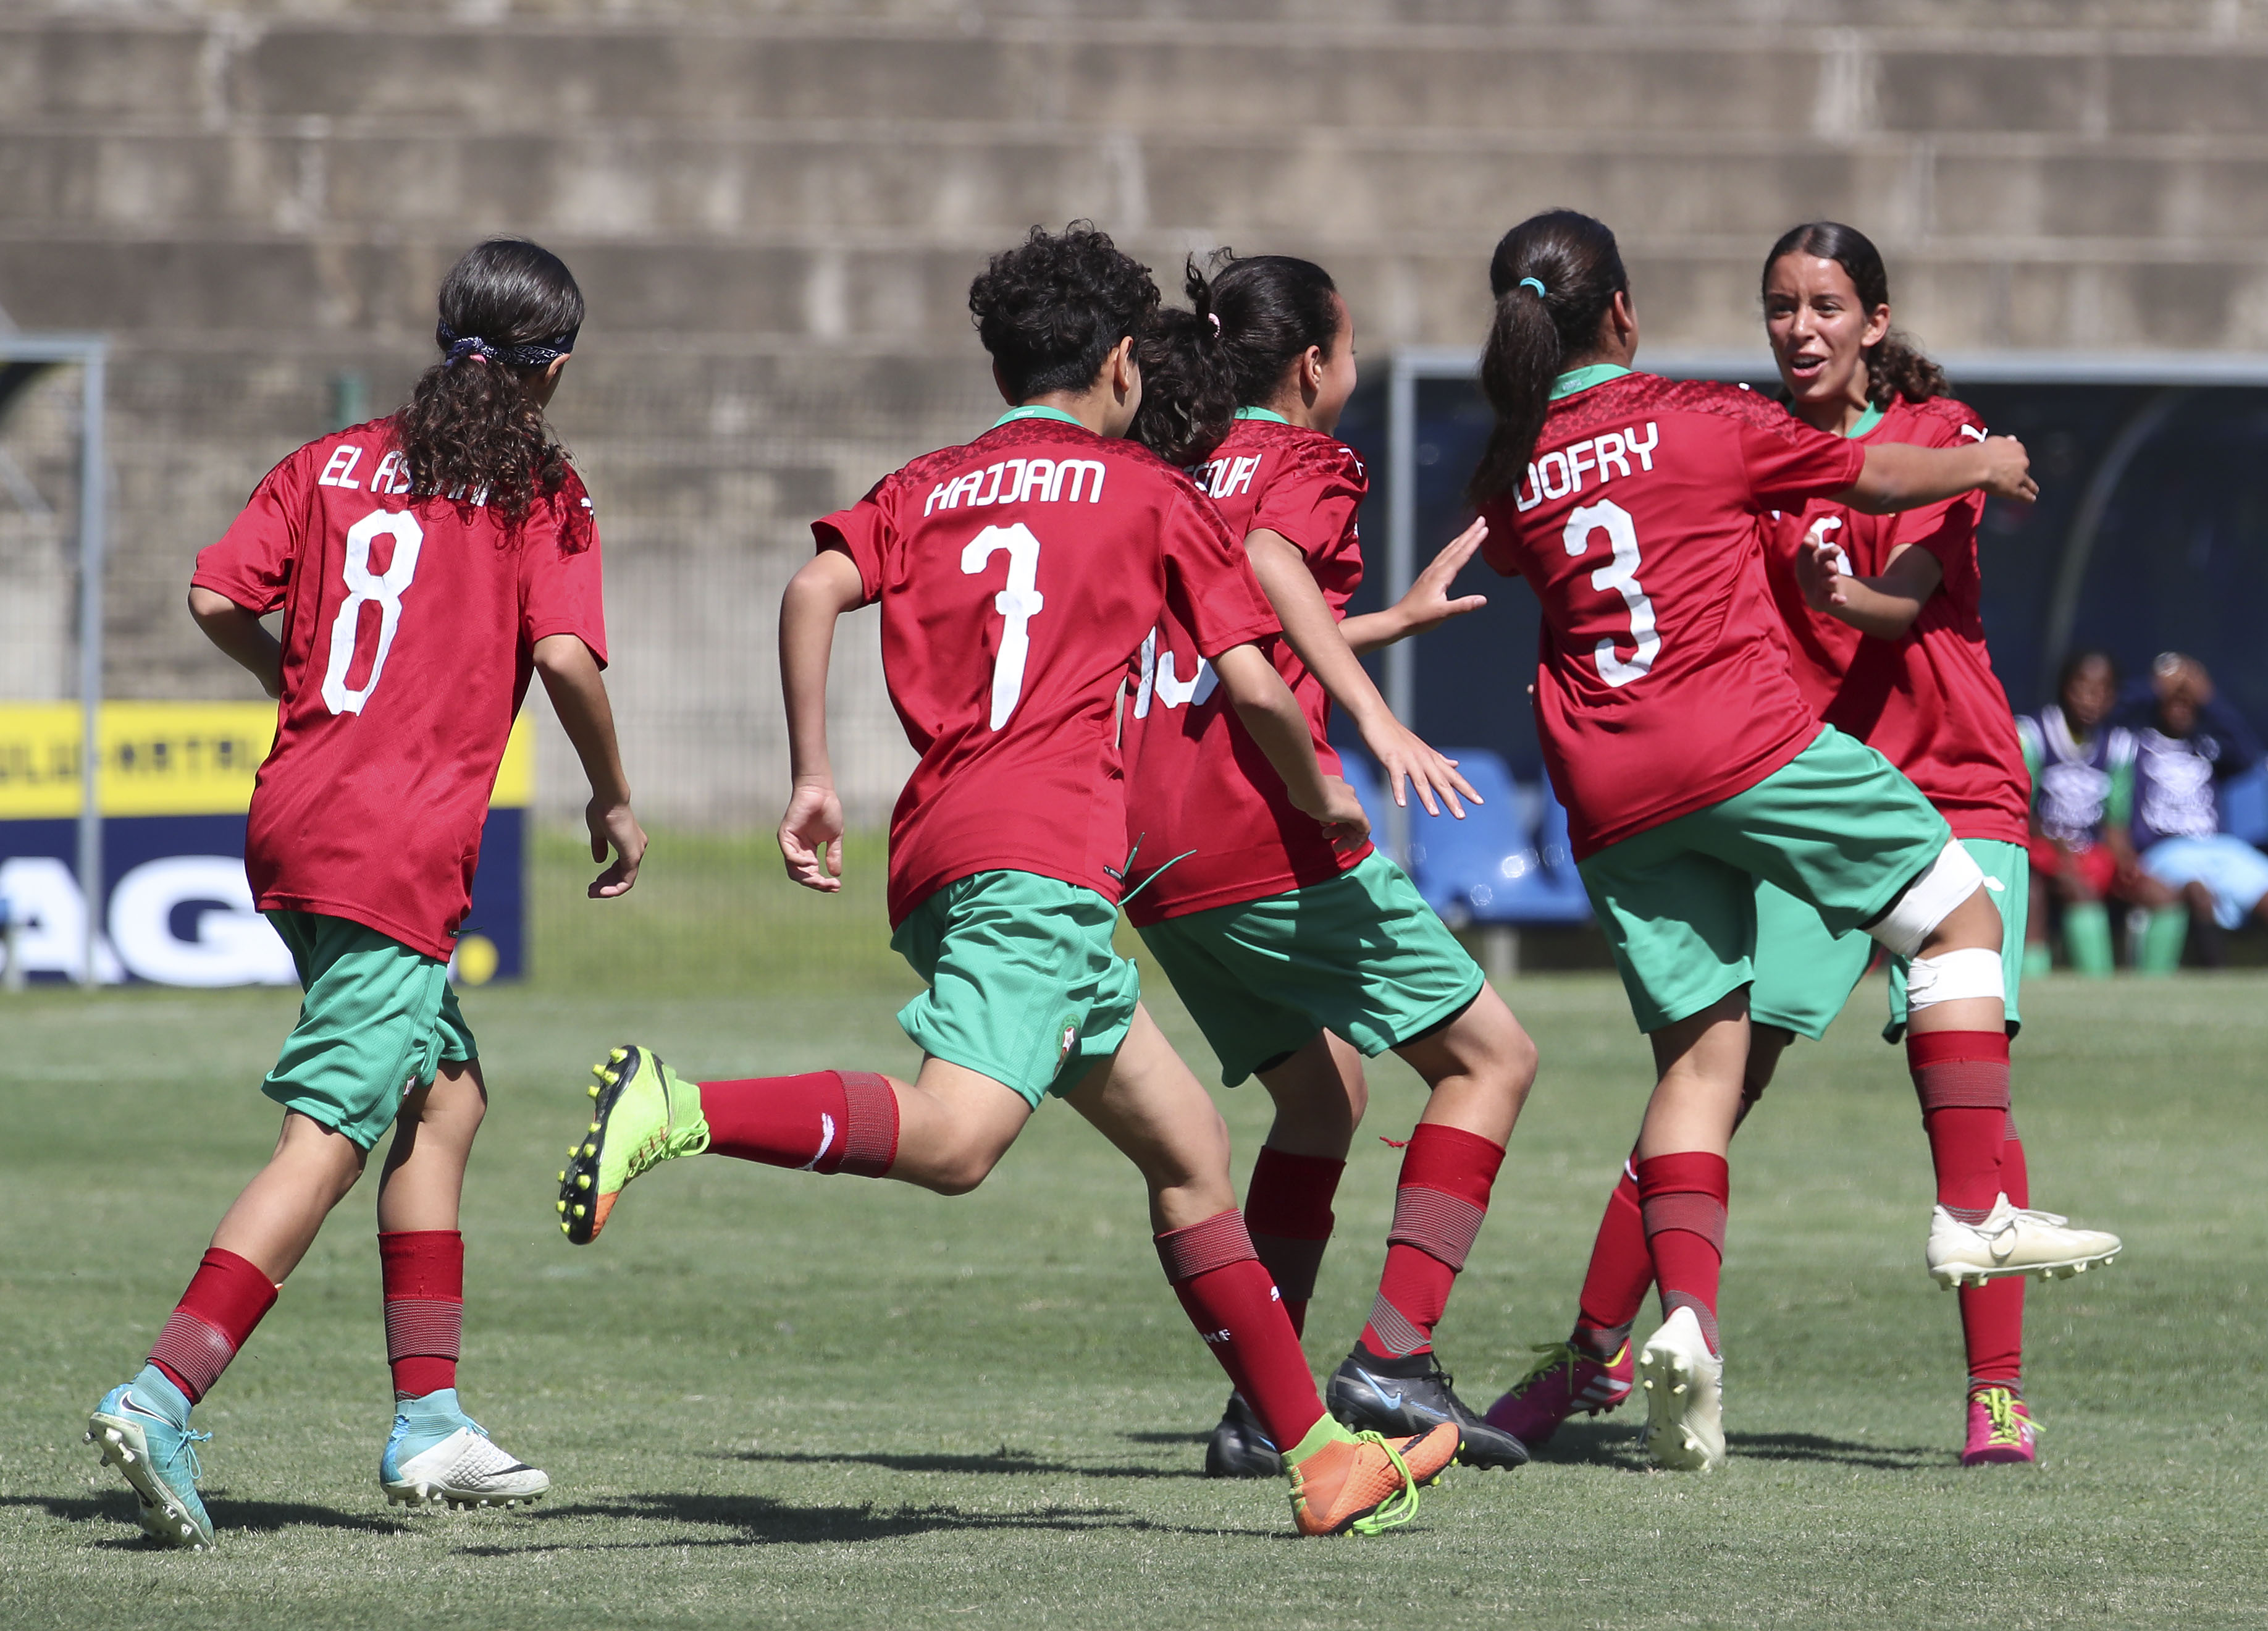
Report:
1285,1419,1459,1536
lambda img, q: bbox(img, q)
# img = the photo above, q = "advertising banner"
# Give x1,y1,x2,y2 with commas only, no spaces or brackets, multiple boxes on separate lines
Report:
0,702,527,986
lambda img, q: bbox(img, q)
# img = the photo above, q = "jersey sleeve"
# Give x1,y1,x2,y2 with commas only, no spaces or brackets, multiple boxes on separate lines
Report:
1250,444,1364,561
1739,418,1868,511
191,447,313,613
1884,405,1985,571
1164,490,1280,658
521,477,608,665
811,478,892,605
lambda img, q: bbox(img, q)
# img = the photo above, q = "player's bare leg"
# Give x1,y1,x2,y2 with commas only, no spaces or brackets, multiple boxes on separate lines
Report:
210,1111,370,1281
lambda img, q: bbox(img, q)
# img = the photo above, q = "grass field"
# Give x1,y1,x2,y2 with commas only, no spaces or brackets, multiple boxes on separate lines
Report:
4,958,2262,1629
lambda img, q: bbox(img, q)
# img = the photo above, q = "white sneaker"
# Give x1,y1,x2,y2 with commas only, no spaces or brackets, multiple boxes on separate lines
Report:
1926,1194,2122,1289
1637,1305,1725,1472
381,1425,550,1508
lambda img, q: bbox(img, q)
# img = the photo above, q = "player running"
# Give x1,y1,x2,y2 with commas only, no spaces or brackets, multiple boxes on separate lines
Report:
553,224,1457,1538
1485,221,2120,1468
1123,253,1539,1477
88,240,640,1547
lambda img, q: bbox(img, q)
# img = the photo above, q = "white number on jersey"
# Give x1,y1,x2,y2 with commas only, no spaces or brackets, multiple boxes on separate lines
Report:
961,521,1046,731
1562,498,1658,688
321,508,425,715
1132,629,1218,717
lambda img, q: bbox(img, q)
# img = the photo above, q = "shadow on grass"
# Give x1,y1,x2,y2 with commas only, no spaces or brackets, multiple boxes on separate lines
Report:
455,1490,1259,1554
1526,1422,1942,1473
1119,1430,1209,1446
3,1491,403,1542
728,1446,1204,1481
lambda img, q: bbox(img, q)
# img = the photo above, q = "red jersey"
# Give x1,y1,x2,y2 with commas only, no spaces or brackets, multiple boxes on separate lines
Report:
1761,395,2031,845
1122,416,1374,925
1479,371,1867,859
815,414,1280,927
192,421,605,959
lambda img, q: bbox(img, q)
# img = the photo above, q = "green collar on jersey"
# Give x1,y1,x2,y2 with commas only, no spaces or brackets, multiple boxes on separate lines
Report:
1844,400,1887,439
991,405,1090,431
1234,406,1292,424
1550,363,1632,400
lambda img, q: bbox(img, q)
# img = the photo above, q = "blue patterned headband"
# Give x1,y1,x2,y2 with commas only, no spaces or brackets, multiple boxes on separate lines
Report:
437,321,580,369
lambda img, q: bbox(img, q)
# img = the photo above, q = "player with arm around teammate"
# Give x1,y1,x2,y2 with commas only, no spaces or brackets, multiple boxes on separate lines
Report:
552,225,1458,1538
88,240,646,1548
1124,252,1539,1476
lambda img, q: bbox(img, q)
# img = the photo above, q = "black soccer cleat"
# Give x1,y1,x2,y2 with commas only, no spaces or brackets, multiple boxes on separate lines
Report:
1326,1346,1531,1470
1203,1390,1284,1479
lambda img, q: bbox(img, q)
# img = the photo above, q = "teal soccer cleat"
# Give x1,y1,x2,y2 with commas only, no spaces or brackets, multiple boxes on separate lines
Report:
381,1389,550,1508
87,1367,216,1549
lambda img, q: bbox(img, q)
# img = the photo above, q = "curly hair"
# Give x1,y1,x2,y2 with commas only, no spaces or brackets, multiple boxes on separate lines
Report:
392,238,583,526
1762,221,1947,408
1469,210,1629,505
968,222,1159,402
1131,251,1343,465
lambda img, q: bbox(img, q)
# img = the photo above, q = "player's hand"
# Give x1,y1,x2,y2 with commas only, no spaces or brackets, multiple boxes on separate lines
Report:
1360,716,1477,819
1292,774,1371,855
1393,517,1491,638
1795,539,1853,610
778,778,846,893
1976,435,2037,504
586,798,646,898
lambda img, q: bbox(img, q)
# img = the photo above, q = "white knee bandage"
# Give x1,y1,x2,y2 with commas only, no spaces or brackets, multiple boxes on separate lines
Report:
1904,946,2006,1011
1865,841,1988,959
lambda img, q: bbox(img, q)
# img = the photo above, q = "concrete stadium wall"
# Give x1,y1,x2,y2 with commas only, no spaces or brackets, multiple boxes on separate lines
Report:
6,0,2268,822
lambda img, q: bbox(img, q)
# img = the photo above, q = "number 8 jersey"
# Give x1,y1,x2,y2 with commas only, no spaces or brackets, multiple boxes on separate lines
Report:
193,420,606,959
1478,371,1866,860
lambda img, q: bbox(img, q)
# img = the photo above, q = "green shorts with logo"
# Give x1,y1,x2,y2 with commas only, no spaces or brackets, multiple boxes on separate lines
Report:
1750,839,2030,1043
891,870,1140,1111
1137,851,1487,1088
262,911,478,1151
1577,727,1951,1034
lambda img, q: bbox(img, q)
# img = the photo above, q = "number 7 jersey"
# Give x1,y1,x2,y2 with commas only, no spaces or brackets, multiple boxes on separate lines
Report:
816,415,1280,928
1478,372,1866,859
193,421,606,959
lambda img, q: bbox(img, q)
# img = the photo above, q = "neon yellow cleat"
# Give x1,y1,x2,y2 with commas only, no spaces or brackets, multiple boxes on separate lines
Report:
556,1045,710,1245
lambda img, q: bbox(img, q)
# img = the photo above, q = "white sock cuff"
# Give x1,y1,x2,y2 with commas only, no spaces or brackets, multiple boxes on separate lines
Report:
1867,841,1988,959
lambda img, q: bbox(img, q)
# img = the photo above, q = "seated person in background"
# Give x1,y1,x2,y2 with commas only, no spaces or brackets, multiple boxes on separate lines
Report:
2017,651,2136,978
2119,653,2268,968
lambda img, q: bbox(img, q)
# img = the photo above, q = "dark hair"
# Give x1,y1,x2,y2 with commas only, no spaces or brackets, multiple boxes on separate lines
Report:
968,222,1159,402
393,238,582,525
1130,251,1343,464
1468,211,1629,505
2058,647,2119,695
1762,222,1946,408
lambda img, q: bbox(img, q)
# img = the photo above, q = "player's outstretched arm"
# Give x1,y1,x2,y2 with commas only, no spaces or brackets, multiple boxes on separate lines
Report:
1212,643,1370,855
1243,527,1478,819
188,586,284,699
1839,436,2035,513
1794,537,1944,641
1338,516,1491,655
533,633,646,898
776,547,865,893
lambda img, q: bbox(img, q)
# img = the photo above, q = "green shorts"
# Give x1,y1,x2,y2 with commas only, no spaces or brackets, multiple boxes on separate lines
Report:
891,870,1140,1111
1577,727,1951,1033
1138,851,1488,1087
1749,838,2030,1043
262,911,478,1152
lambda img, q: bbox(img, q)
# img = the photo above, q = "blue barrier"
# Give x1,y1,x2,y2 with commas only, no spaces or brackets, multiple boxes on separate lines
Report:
1345,747,1591,927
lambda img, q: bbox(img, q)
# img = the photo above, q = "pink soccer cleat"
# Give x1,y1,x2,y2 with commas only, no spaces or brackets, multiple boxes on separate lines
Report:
1961,1386,2040,1466
1484,1338,1635,1449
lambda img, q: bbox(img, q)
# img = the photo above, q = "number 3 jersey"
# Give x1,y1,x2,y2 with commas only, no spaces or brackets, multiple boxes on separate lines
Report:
1478,371,1865,859
815,415,1280,928
192,421,606,959
1120,415,1375,926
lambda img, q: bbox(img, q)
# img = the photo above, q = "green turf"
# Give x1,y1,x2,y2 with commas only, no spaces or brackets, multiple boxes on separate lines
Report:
3,971,2261,1629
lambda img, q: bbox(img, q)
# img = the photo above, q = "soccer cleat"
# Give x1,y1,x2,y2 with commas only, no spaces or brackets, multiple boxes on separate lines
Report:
1287,1422,1459,1537
381,1389,550,1507
1484,1337,1636,1449
1926,1195,2122,1289
1961,1386,2041,1467
1326,1347,1529,1470
1637,1305,1725,1472
86,1373,216,1549
1204,1390,1283,1479
558,1044,710,1244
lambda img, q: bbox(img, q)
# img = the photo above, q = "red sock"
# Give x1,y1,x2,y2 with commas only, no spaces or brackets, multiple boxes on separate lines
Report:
1358,1123,1504,1359
1959,1122,2028,1390
699,1072,898,1176
148,1248,277,1403
1157,1210,1325,1451
379,1231,463,1400
1243,1147,1343,1339
1908,1031,2010,1223
1573,1157,1652,1355
1635,1152,1729,1356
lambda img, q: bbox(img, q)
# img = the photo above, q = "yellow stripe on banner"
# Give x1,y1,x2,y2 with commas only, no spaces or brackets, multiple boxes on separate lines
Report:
0,702,534,817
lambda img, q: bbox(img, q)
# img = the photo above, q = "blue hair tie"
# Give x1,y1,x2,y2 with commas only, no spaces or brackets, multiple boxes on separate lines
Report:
1518,276,1547,298
437,321,579,370
442,335,487,369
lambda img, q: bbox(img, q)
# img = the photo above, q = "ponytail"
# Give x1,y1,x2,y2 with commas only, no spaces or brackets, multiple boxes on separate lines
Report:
1761,221,1947,408
1131,250,1345,466
1131,257,1240,465
1469,211,1628,506
393,238,584,526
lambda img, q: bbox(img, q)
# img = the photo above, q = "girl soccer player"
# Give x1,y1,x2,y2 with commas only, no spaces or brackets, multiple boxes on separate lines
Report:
1124,253,1539,1476
1453,208,2045,1472
89,239,645,1547
553,225,1458,1538
1487,222,2120,1467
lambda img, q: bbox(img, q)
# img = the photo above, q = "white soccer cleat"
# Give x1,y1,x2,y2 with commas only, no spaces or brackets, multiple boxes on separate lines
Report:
1926,1194,2122,1289
1637,1305,1725,1472
380,1425,550,1509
